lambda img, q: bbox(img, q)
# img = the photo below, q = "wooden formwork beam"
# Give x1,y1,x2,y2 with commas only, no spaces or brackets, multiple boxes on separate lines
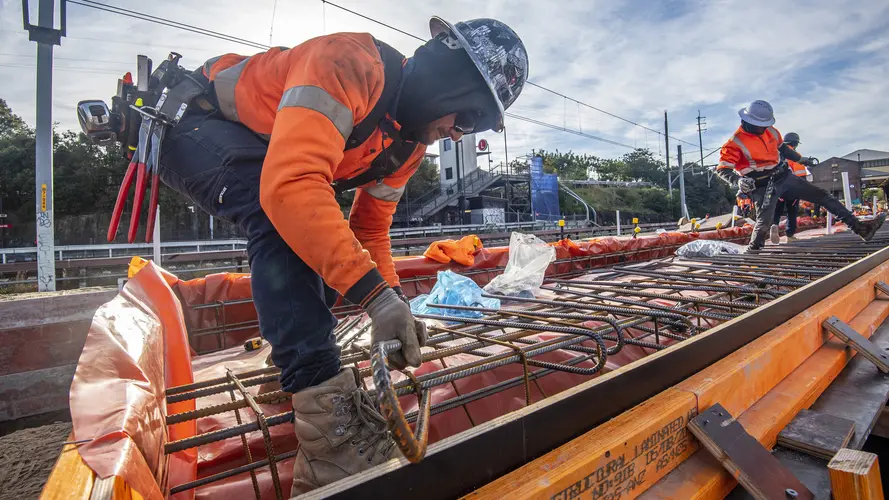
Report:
469,261,889,500
641,299,889,500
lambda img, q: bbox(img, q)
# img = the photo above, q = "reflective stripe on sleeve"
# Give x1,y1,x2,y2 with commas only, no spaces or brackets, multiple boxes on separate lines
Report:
214,57,251,122
278,85,354,140
364,182,405,202
717,161,736,169
731,136,758,171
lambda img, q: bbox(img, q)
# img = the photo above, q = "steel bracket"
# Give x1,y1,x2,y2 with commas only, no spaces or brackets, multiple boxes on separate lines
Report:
689,404,814,500
823,315,889,373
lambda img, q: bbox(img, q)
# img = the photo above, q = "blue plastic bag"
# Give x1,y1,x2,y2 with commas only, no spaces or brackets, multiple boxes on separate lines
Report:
410,271,500,318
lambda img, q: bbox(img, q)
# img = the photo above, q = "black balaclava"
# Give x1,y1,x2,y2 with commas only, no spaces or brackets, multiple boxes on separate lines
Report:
396,35,500,142
741,121,767,135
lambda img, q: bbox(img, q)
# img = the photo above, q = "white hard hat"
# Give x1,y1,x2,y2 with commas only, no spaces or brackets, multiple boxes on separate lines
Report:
738,100,775,127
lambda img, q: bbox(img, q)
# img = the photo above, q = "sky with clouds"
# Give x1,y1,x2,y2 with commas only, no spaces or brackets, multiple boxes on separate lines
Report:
2,0,889,169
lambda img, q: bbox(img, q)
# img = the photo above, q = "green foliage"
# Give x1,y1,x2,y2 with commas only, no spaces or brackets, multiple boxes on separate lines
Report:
863,187,885,203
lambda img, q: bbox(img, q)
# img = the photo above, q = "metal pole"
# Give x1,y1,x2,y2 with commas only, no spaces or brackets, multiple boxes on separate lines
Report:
616,210,621,236
697,110,708,188
209,215,215,239
153,206,161,264
678,145,689,220
34,0,56,291
874,195,879,213
826,212,833,235
731,205,738,228
841,172,852,210
664,111,671,200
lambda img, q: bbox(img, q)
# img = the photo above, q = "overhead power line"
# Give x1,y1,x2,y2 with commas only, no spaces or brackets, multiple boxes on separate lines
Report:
319,0,702,150
505,112,635,150
68,0,270,50
65,0,702,151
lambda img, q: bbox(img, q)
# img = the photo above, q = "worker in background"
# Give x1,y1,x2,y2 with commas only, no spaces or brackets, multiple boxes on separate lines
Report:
157,17,528,494
769,132,808,243
715,100,884,251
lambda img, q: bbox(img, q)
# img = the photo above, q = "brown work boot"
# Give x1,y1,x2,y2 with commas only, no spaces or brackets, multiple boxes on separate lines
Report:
853,213,886,242
290,368,399,496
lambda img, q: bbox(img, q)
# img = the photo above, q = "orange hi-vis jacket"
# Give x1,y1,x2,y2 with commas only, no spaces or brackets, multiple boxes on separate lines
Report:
786,145,807,177
717,126,784,177
202,33,426,307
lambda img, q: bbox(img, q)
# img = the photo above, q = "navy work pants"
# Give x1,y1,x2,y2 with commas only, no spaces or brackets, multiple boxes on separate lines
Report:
159,109,341,393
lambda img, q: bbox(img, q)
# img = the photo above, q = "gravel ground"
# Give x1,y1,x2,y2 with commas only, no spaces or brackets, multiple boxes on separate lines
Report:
0,422,72,500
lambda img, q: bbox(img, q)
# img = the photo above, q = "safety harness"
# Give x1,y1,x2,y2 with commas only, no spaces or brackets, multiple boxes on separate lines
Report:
103,39,417,200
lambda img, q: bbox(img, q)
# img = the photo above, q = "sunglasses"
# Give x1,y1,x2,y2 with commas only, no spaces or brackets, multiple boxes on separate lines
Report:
454,110,481,134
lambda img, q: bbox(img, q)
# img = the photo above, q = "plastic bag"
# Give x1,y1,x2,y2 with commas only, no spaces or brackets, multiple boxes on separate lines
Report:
675,239,746,258
483,232,556,296
410,271,500,318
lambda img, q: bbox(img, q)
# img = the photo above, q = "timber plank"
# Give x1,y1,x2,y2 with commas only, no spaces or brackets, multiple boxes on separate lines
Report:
726,449,832,500
807,329,889,450
777,410,855,460
828,449,884,500
640,301,889,500
823,316,889,373
40,434,94,500
688,404,813,500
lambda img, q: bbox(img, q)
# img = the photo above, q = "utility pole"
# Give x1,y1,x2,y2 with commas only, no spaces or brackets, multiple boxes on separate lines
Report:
664,111,672,200
678,145,689,220
697,110,709,187
23,0,66,291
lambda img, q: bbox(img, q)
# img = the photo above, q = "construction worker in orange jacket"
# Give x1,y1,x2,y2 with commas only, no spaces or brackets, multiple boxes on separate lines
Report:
715,100,884,250
768,132,808,243
157,17,528,493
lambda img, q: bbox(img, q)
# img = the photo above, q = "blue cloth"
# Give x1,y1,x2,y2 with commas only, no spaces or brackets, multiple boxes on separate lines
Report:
410,271,500,318
159,108,341,393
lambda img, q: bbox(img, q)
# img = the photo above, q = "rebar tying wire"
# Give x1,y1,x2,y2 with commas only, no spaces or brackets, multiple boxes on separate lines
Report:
431,324,534,405
541,284,737,321
477,293,699,337
228,385,261,499
226,369,284,500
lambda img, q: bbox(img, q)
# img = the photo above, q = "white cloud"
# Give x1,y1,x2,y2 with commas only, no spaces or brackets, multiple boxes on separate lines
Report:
1,0,888,169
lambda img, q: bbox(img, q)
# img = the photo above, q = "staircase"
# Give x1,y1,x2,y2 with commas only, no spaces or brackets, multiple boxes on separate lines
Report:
397,168,506,222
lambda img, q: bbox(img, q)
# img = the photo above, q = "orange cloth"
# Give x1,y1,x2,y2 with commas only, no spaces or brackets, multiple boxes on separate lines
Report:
423,235,484,266
205,33,426,305
717,125,783,176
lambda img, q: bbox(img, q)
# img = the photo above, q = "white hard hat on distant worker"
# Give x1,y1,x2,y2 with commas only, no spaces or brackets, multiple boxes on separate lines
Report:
429,17,529,132
738,100,776,127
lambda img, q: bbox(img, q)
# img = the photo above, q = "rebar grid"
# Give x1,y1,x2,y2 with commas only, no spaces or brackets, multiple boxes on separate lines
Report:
162,230,888,497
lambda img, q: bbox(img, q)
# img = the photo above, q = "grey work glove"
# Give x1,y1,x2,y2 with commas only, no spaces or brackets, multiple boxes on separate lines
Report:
365,288,428,369
800,156,819,167
737,177,756,194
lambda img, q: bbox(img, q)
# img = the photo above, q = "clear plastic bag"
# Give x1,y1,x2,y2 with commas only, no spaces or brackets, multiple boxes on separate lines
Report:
483,232,556,296
410,271,500,318
675,239,746,258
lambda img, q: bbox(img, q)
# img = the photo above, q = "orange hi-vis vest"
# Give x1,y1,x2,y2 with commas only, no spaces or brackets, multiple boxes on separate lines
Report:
201,33,427,306
717,125,783,177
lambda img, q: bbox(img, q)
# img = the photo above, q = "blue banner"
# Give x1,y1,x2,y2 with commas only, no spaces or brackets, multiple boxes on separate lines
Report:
530,156,560,221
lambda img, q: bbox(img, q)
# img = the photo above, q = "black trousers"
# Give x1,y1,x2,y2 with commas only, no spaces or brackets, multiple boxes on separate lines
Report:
772,198,799,237
749,167,856,248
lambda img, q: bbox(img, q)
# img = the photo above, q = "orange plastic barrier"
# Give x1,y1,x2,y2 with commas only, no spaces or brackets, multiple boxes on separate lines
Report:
69,260,197,500
423,234,484,265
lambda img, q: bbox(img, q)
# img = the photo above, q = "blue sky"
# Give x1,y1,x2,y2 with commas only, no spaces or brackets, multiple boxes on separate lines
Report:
2,0,889,168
